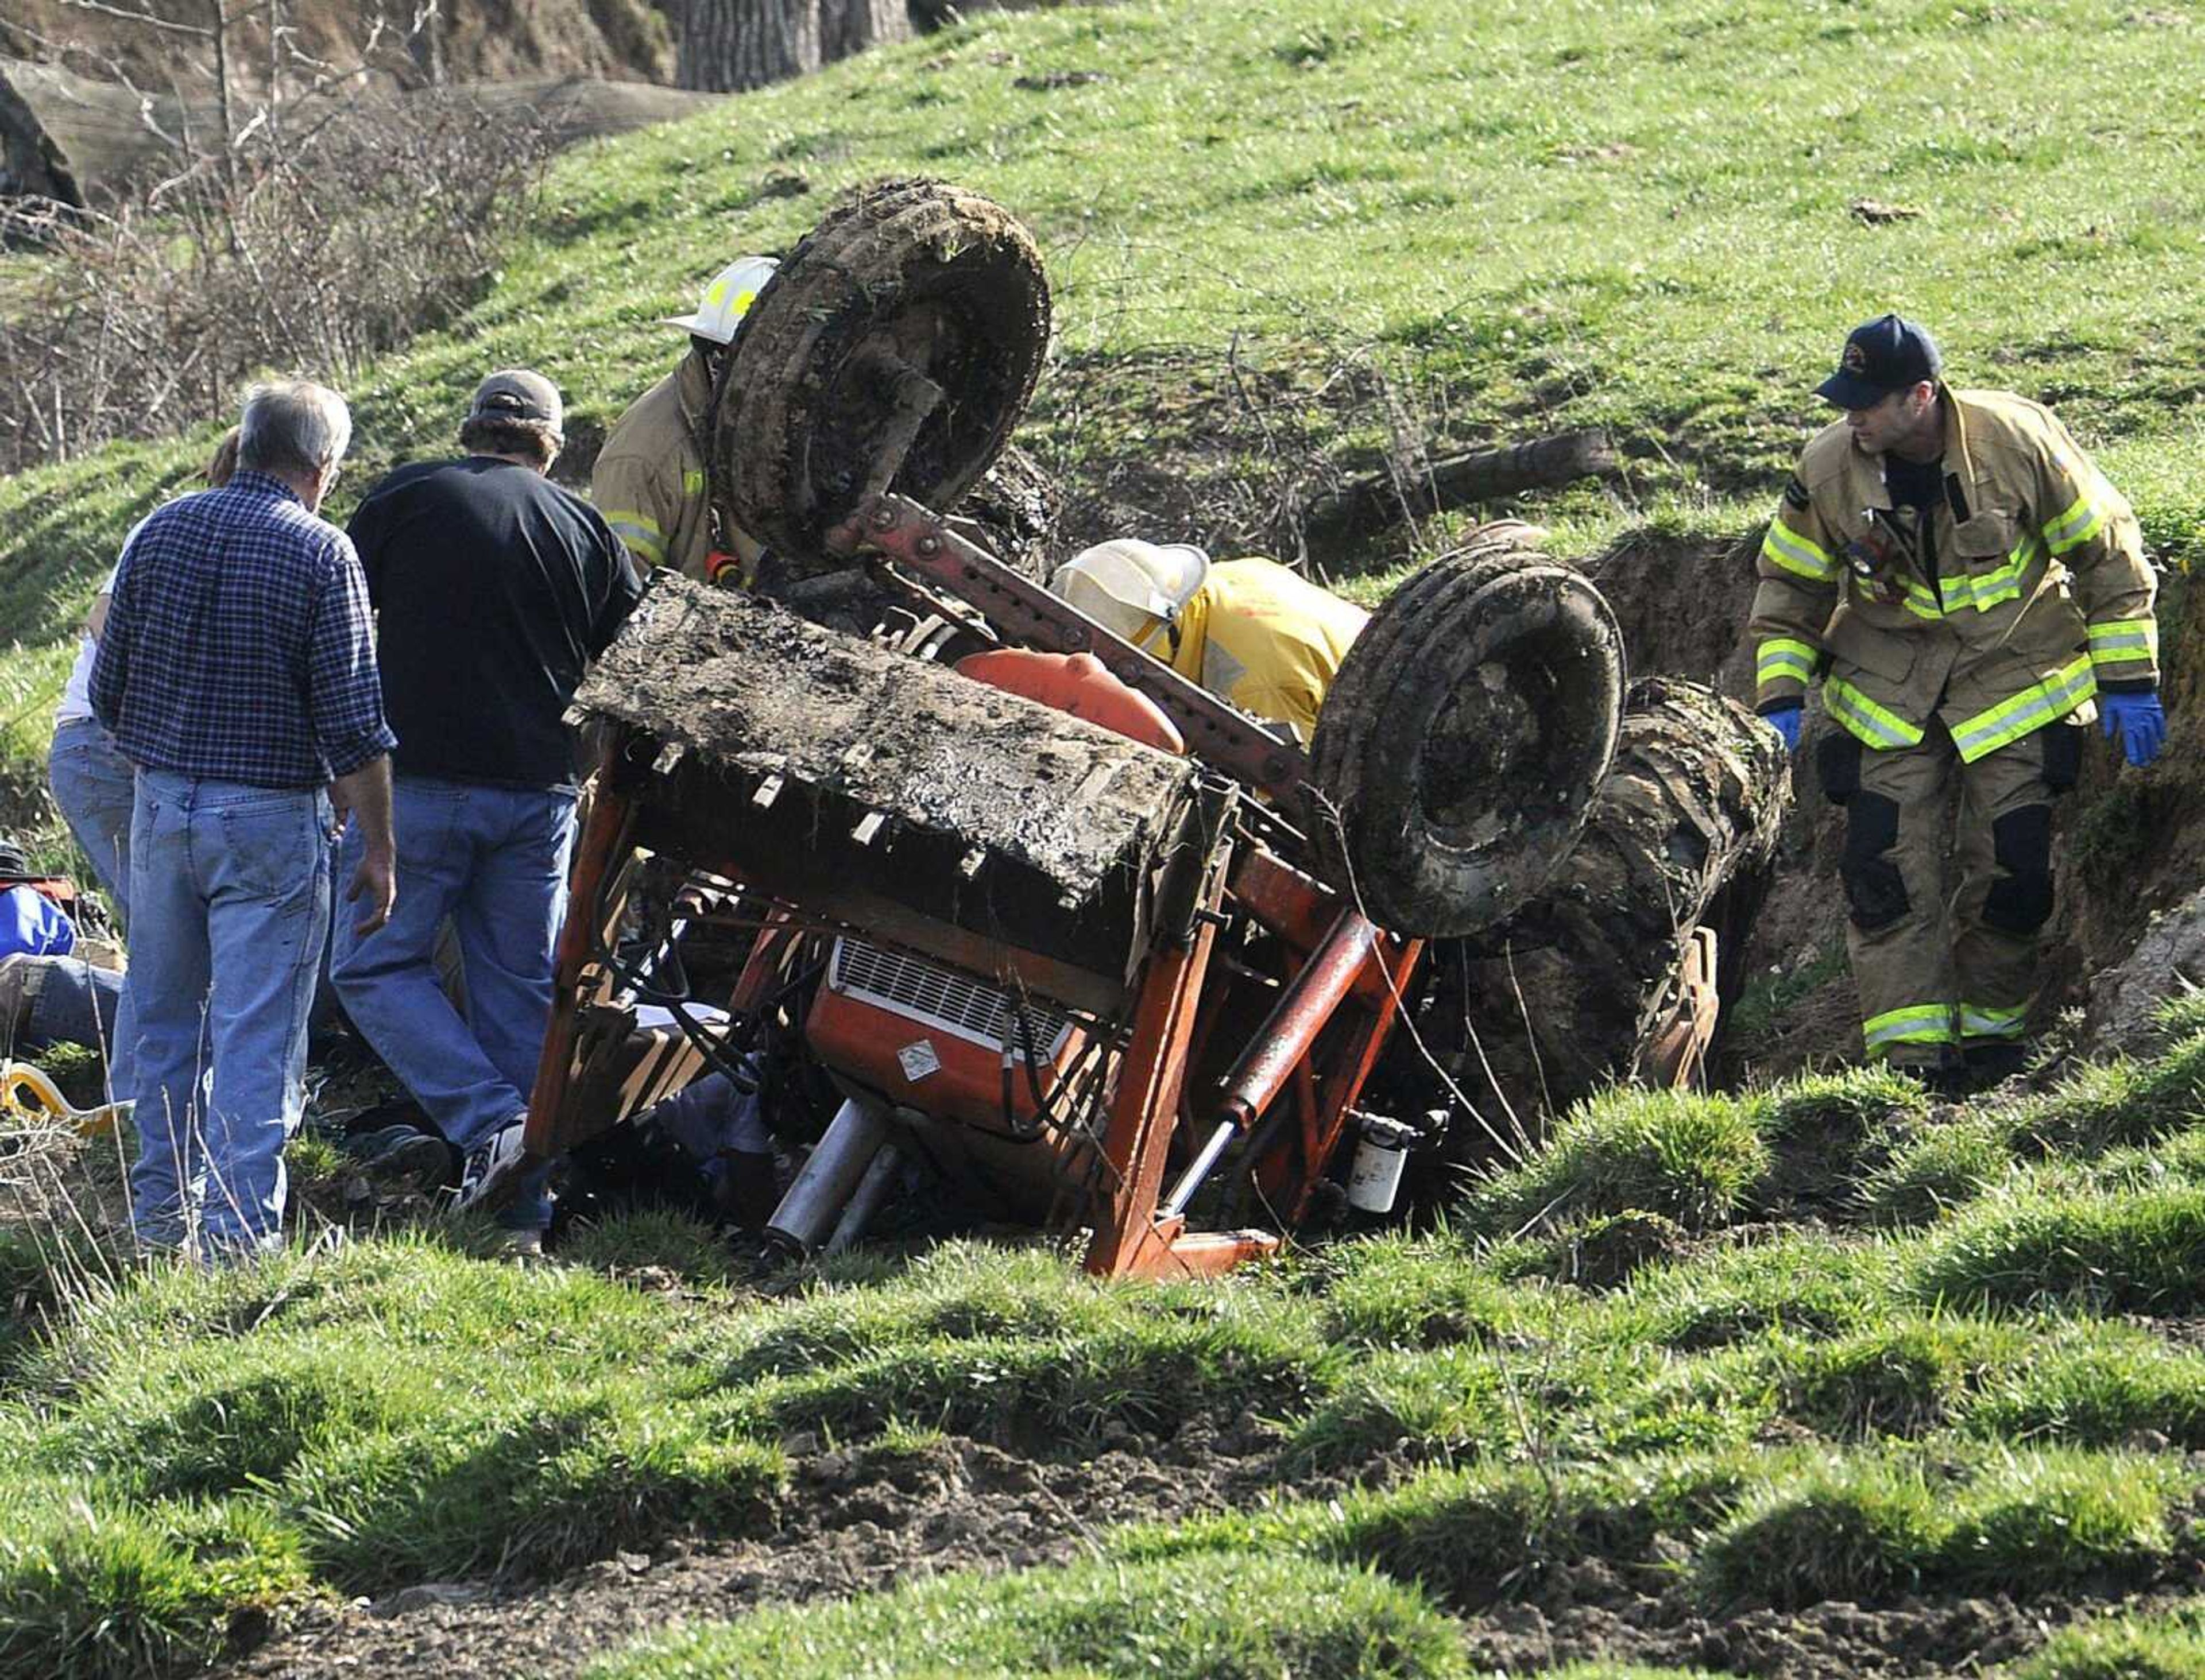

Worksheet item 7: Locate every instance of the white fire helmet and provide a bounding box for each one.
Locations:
[663,255,780,344]
[1049,538,1212,642]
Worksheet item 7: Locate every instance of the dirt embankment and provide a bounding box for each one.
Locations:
[210,1412,2090,1680]
[1581,528,2204,1074]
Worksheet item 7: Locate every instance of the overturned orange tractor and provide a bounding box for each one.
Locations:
[516,183,1630,1277]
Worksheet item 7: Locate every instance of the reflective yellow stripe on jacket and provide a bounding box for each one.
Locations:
[1949,655,2095,764]
[1762,522,1839,583]
[1933,532,2044,616]
[2087,618,2157,667]
[2043,490,2106,557]
[1755,637,1819,687]
[1825,676,1926,749]
[602,509,667,569]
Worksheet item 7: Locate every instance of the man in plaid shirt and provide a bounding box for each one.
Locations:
[92,381,398,1254]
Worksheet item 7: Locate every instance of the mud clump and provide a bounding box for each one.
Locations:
[574,573,1196,908]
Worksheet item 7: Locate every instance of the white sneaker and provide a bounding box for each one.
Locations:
[455,1118,531,1212]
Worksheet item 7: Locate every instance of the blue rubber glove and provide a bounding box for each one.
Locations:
[2100,690,2166,768]
[1761,702,1803,753]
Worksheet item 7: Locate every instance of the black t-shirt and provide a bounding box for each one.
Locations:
[1883,451,1945,582]
[1884,452,1944,520]
[346,458,643,789]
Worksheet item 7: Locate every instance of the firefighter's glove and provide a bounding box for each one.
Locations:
[1761,701,1803,753]
[2100,690,2166,768]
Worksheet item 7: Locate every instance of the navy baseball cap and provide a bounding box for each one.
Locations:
[1815,313,1942,409]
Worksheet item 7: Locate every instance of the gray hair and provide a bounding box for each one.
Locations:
[237,381,351,480]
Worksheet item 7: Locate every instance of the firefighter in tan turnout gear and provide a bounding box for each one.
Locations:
[1751,314,2165,1086]
[591,256,778,584]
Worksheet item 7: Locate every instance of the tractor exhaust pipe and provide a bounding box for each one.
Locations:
[765,1097,892,1256]
[823,1143,903,1255]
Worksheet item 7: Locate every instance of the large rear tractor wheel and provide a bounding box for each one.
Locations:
[1309,544,1626,937]
[719,177,1052,565]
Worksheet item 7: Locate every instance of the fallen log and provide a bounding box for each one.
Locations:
[1303,428,1616,548]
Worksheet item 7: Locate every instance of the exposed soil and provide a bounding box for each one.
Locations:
[1462,1579,2057,1680]
[205,1413,2133,1680]
[219,1425,1275,1680]
[2,0,675,96]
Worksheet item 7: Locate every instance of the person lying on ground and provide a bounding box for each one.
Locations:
[0,953,119,1060]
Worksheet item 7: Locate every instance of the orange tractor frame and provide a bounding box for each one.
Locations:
[519,494,1428,1280]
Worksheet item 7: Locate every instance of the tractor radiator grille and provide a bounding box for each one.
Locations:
[828,939,1073,1056]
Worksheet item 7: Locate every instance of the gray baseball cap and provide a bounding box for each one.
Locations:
[469,368,562,429]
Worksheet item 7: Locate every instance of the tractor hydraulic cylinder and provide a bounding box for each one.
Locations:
[1161,910,1382,1218]
[1215,910,1380,1133]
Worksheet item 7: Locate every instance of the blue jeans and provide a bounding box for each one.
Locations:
[48,717,136,920]
[17,955,124,1052]
[49,717,140,1099]
[126,773,331,1251]
[648,1067,774,1185]
[330,776,575,1232]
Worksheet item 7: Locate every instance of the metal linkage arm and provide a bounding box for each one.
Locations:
[825,491,1314,807]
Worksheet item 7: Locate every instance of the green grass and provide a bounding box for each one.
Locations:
[1466,1087,1773,1235]
[1120,1437,2184,1620]
[1912,1182,2205,1314]
[6,0,2205,807]
[1699,1446,2181,1610]
[0,1237,783,1677]
[1860,1110,2018,1227]
[1116,1449,1762,1611]
[1616,1229,1905,1349]
[2015,1605,2205,1679]
[1784,1314,2035,1439]
[12,1056,2205,1673]
[590,1551,1471,1679]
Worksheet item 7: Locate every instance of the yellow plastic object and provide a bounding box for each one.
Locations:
[1,1059,124,1136]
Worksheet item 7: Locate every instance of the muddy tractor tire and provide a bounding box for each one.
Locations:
[1308,543,1626,938]
[720,177,1052,563]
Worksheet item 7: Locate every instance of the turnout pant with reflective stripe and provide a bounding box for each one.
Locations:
[1825,718,2076,1066]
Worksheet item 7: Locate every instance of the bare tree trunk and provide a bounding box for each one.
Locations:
[678,0,822,92]
[207,0,239,204]
[821,0,911,60]
[1304,428,1617,550]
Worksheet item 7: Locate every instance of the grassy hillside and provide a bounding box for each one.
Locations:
[5,0,2204,789]
[15,1015,2205,1675]
[7,3,2205,1675]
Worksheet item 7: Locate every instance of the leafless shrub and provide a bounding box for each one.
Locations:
[0,86,554,471]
